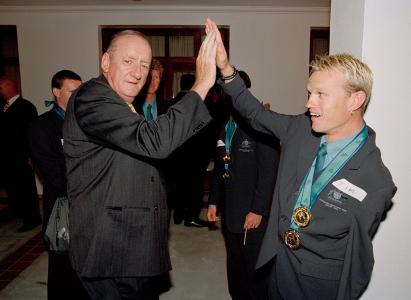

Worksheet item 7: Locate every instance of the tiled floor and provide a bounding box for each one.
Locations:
[0,213,44,293]
[0,208,230,300]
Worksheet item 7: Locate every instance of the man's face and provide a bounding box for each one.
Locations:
[147,69,161,95]
[306,69,356,141]
[101,35,152,103]
[0,79,12,100]
[53,79,82,111]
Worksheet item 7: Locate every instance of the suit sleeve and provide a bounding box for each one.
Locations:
[219,75,296,142]
[336,185,396,300]
[75,84,212,159]
[250,134,280,216]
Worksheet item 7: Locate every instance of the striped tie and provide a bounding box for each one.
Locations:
[314,143,327,174]
[146,104,154,121]
[3,102,9,112]
[127,103,137,114]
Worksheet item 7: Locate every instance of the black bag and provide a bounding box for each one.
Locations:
[44,196,70,253]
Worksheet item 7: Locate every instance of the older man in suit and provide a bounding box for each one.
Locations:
[206,19,396,300]
[63,28,217,299]
[0,76,41,232]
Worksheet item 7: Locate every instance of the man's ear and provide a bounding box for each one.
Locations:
[101,52,110,73]
[349,90,366,112]
[52,87,60,99]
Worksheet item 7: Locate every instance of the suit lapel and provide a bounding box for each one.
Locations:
[337,126,376,176]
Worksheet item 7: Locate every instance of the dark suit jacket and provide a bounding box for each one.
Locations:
[209,113,280,233]
[222,75,397,300]
[28,108,66,230]
[0,96,38,173]
[63,75,211,278]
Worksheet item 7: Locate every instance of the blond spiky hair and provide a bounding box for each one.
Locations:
[310,53,373,113]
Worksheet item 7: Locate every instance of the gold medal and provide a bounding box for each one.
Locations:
[292,206,312,228]
[223,154,231,163]
[222,170,231,180]
[283,229,301,250]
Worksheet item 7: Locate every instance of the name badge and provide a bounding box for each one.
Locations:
[61,139,64,146]
[332,179,367,202]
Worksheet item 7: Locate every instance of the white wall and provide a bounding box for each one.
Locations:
[331,0,411,299]
[0,5,329,115]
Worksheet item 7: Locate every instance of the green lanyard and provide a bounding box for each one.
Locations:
[290,126,368,231]
[224,116,237,173]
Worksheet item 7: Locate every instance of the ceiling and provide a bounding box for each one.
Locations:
[0,0,330,8]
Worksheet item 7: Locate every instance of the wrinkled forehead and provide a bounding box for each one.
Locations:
[110,35,152,59]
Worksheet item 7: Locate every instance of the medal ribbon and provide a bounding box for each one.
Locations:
[290,126,368,231]
[224,116,237,173]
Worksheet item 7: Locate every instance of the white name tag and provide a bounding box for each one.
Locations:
[61,138,64,146]
[332,178,367,202]
[216,139,225,147]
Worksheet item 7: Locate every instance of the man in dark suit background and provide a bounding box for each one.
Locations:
[28,70,89,300]
[168,73,211,227]
[63,29,218,299]
[208,19,396,300]
[207,71,280,300]
[0,76,41,232]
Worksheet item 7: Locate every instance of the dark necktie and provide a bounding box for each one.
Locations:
[146,104,153,120]
[314,143,327,174]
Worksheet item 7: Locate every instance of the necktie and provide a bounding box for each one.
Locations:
[3,101,9,112]
[314,143,327,174]
[127,103,137,114]
[146,104,154,121]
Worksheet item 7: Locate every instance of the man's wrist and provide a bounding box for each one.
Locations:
[220,64,234,77]
[220,66,237,82]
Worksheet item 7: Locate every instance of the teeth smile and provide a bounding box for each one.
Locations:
[310,112,321,117]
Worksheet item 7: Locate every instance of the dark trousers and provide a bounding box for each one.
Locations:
[267,258,283,300]
[5,164,41,226]
[48,252,90,300]
[171,165,207,222]
[223,227,269,300]
[80,275,168,300]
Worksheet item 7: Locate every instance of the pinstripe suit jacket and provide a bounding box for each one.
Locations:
[221,75,396,300]
[63,75,211,278]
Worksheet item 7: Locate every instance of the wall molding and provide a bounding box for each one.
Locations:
[0,5,329,14]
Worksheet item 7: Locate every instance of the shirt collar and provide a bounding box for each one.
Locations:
[7,94,20,106]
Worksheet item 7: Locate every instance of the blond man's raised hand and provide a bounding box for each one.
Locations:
[205,18,234,78]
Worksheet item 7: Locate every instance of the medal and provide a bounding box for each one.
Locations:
[283,229,301,250]
[292,206,312,228]
[222,170,231,180]
[223,154,231,163]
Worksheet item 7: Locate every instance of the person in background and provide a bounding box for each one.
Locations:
[63,28,217,299]
[170,73,195,105]
[208,70,280,300]
[133,59,170,119]
[0,76,41,232]
[207,18,396,299]
[168,73,211,227]
[28,70,89,300]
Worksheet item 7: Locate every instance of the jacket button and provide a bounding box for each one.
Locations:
[154,205,159,211]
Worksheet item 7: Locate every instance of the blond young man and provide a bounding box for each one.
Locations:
[206,18,396,300]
